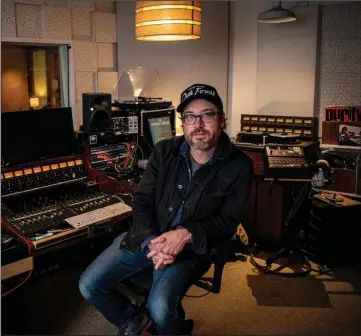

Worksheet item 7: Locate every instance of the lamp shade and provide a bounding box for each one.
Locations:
[258,1,296,24]
[29,97,39,108]
[135,1,201,41]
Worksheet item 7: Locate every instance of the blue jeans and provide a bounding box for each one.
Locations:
[79,233,210,335]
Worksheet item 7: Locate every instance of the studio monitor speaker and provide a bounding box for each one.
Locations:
[82,93,112,133]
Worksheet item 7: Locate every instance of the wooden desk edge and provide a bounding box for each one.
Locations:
[1,256,33,280]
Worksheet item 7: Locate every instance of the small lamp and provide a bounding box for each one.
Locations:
[30,97,39,109]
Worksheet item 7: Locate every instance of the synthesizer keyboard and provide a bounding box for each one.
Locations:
[65,202,132,229]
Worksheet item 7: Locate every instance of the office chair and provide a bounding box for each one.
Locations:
[114,238,231,335]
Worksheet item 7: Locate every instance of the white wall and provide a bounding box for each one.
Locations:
[116,1,229,133]
[256,5,320,117]
[228,1,321,137]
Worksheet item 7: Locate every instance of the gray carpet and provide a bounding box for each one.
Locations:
[4,254,361,335]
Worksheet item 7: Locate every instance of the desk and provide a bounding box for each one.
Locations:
[1,233,33,298]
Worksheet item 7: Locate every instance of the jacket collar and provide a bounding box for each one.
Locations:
[173,130,232,161]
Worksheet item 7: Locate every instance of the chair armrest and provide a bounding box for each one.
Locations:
[194,239,231,294]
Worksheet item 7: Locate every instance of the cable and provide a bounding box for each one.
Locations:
[141,135,155,153]
[115,142,137,173]
[185,279,212,298]
[115,192,134,201]
[134,141,145,160]
[355,151,360,194]
[185,291,210,298]
[1,224,34,297]
[113,195,124,203]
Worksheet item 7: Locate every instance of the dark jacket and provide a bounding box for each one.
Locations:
[120,131,253,255]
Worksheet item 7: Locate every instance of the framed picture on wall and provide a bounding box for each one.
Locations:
[338,124,361,146]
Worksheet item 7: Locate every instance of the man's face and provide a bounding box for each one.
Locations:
[181,99,224,151]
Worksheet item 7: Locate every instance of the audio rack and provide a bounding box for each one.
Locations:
[111,115,139,135]
[240,114,318,141]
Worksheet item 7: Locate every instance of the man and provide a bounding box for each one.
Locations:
[79,84,253,335]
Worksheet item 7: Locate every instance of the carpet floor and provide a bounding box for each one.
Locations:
[3,252,361,335]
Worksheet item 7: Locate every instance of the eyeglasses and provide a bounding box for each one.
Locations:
[181,112,220,125]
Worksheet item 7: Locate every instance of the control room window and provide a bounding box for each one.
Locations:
[1,43,69,112]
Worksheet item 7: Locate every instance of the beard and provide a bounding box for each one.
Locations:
[184,127,218,150]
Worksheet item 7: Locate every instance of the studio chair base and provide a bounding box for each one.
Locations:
[249,241,312,278]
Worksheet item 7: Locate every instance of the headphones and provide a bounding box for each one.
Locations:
[310,159,333,191]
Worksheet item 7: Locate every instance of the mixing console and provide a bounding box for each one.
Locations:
[4,192,130,238]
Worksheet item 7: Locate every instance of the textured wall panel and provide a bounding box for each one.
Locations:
[95,1,115,13]
[94,12,116,42]
[75,71,96,103]
[321,39,361,74]
[74,102,83,130]
[15,0,44,4]
[44,6,72,40]
[1,0,16,38]
[319,72,361,119]
[70,1,94,12]
[44,0,70,7]
[72,41,97,72]
[97,72,117,95]
[317,2,361,136]
[72,9,93,41]
[322,2,360,41]
[16,4,44,38]
[97,43,116,70]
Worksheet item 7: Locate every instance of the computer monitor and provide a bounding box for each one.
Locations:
[140,108,176,157]
[1,107,78,166]
[148,116,173,145]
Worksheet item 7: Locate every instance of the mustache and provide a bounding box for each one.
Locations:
[190,128,210,137]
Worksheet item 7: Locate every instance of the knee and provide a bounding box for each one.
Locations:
[147,294,174,327]
[79,272,96,302]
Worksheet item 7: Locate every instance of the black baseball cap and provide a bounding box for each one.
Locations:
[176,84,223,113]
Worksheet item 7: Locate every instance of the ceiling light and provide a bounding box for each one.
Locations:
[258,1,296,24]
[135,1,202,41]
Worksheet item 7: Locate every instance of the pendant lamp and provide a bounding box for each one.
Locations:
[135,1,202,41]
[258,1,296,24]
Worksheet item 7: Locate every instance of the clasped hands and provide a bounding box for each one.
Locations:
[147,229,191,270]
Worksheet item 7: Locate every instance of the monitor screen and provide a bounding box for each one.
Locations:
[140,108,176,158]
[1,107,78,166]
[148,116,173,145]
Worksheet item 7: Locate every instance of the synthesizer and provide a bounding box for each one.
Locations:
[264,145,311,179]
